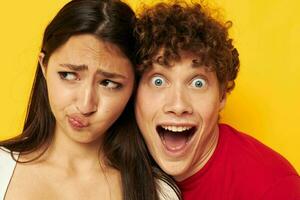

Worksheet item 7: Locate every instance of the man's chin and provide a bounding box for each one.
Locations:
[156,156,193,181]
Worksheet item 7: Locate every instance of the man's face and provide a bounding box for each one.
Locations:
[135,52,226,181]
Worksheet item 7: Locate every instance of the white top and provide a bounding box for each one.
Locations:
[0,148,178,200]
[158,180,179,200]
[0,148,17,200]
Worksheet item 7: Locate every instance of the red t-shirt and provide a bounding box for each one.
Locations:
[177,124,300,199]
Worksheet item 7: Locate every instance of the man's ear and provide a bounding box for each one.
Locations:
[219,91,227,111]
[39,52,46,78]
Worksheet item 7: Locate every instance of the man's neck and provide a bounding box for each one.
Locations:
[176,124,220,182]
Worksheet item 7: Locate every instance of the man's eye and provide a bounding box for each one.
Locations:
[151,76,166,87]
[100,79,121,89]
[191,78,206,88]
[58,72,77,81]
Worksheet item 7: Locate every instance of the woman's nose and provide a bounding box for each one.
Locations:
[76,85,98,116]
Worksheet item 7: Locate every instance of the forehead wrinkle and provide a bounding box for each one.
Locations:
[83,44,103,59]
[78,42,124,72]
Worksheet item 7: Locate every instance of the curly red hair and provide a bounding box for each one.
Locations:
[135,1,240,93]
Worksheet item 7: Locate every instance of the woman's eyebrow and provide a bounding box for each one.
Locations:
[96,69,127,79]
[59,63,88,71]
[59,63,127,79]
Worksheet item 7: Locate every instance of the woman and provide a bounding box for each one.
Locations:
[0,0,179,199]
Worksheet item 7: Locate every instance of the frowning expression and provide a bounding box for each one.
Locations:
[42,34,134,145]
[135,51,225,181]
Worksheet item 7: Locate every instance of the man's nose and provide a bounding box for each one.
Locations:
[162,86,193,116]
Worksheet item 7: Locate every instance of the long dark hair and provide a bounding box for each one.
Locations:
[0,0,179,199]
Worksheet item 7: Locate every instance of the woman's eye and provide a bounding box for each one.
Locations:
[100,79,121,89]
[58,72,77,81]
[191,78,206,88]
[151,76,166,87]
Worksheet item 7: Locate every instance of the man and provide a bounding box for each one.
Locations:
[134,2,300,199]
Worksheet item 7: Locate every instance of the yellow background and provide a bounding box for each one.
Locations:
[0,0,299,172]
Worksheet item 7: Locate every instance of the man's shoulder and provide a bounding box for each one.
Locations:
[260,174,300,199]
[219,123,297,175]
[218,124,300,198]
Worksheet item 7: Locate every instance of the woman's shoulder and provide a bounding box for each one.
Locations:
[157,179,180,200]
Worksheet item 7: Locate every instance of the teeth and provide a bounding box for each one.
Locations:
[161,125,193,133]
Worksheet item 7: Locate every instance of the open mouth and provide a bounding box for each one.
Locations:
[156,125,197,152]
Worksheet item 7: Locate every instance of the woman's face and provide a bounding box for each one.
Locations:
[41,34,134,145]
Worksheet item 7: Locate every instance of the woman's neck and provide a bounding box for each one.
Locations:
[34,126,108,174]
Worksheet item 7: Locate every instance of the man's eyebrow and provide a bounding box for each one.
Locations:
[191,58,205,68]
[59,63,88,71]
[152,58,205,69]
[152,56,170,68]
